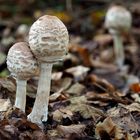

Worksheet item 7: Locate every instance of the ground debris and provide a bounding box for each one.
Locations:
[0,108,47,140]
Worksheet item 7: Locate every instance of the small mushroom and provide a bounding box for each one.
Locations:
[105,5,132,68]
[28,15,69,125]
[6,42,38,112]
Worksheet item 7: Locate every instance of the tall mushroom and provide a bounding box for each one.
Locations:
[28,15,69,125]
[6,42,38,112]
[105,5,132,68]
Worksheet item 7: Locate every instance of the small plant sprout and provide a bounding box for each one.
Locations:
[6,42,38,112]
[105,5,132,68]
[28,15,69,125]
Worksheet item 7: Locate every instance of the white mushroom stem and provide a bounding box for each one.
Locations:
[111,30,124,68]
[28,62,53,125]
[15,79,27,112]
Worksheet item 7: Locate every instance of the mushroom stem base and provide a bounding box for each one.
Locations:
[28,63,53,125]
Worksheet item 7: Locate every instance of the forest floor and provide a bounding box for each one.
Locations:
[0,1,140,140]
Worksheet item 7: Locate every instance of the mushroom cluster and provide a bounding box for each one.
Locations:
[105,5,132,68]
[6,15,69,126]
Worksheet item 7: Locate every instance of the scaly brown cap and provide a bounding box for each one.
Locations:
[7,42,38,80]
[28,15,69,63]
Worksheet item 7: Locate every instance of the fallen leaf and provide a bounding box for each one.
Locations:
[52,77,72,92]
[61,78,73,90]
[66,82,85,95]
[0,125,19,139]
[94,34,112,46]
[131,94,140,103]
[100,48,114,63]
[52,72,63,81]
[95,117,124,140]
[88,74,115,92]
[19,131,32,140]
[107,103,140,138]
[66,65,89,81]
[68,103,105,120]
[70,96,87,104]
[91,60,117,71]
[0,77,16,93]
[47,129,59,138]
[32,130,48,140]
[67,96,105,120]
[130,83,140,93]
[0,99,11,112]
[76,47,92,67]
[52,108,73,122]
[57,124,86,136]
[49,89,66,102]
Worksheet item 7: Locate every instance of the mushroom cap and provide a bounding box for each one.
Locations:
[28,15,69,63]
[7,42,38,80]
[105,5,132,33]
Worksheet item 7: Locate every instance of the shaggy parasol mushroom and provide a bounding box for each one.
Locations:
[28,15,69,125]
[105,5,132,68]
[6,42,38,112]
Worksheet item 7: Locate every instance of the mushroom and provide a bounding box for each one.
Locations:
[6,42,38,112]
[105,5,132,68]
[28,15,69,125]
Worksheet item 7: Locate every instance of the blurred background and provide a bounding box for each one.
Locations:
[0,0,140,81]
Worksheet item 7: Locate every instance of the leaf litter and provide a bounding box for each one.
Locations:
[0,1,140,140]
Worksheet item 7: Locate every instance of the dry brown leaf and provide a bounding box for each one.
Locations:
[130,83,140,93]
[77,47,92,67]
[88,74,115,91]
[64,53,80,65]
[94,34,112,46]
[69,36,82,44]
[57,124,86,136]
[0,78,16,93]
[0,99,11,112]
[91,60,117,71]
[19,131,32,140]
[65,65,89,81]
[61,78,73,90]
[68,43,92,66]
[107,103,140,138]
[86,91,113,106]
[52,77,72,92]
[67,96,105,120]
[49,89,64,102]
[70,96,87,104]
[96,117,125,140]
[66,82,85,95]
[131,94,140,103]
[124,103,140,112]
[0,124,19,139]
[52,72,63,81]
[32,130,48,140]
[68,103,105,120]
[52,110,64,122]
[52,108,73,122]
[125,133,136,140]
[100,48,114,63]
[47,129,60,138]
